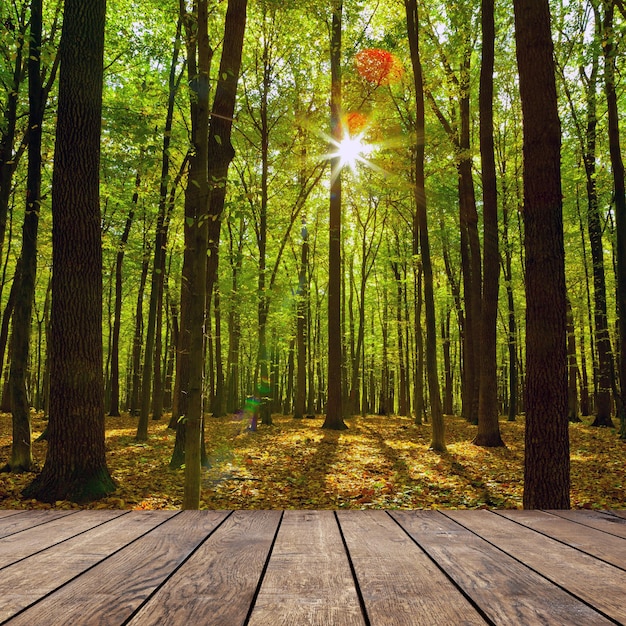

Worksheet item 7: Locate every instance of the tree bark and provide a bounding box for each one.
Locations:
[514,0,570,509]
[474,0,504,447]
[323,0,347,431]
[6,0,44,473]
[405,0,445,451]
[601,0,626,438]
[23,0,115,503]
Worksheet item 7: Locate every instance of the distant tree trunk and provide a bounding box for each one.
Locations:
[514,0,570,509]
[6,0,44,473]
[0,260,20,404]
[458,51,482,426]
[566,298,581,422]
[501,174,518,422]
[322,0,347,431]
[405,0,445,451]
[441,310,453,415]
[294,221,309,419]
[137,19,183,439]
[0,6,27,265]
[212,286,225,417]
[581,6,614,428]
[579,311,591,416]
[109,174,137,417]
[474,0,504,447]
[22,0,115,503]
[130,248,149,415]
[226,220,243,413]
[413,260,425,424]
[601,0,626,438]
[392,261,408,417]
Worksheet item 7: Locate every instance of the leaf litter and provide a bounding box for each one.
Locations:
[0,412,624,510]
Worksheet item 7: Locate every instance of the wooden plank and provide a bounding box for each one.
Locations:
[392,510,612,626]
[547,510,626,539]
[496,509,626,568]
[5,510,230,626]
[608,510,626,520]
[0,511,23,520]
[0,510,75,539]
[446,509,626,624]
[0,510,175,622]
[337,510,486,625]
[247,510,365,626]
[0,509,124,568]
[128,510,281,626]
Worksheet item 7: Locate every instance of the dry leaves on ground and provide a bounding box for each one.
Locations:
[0,411,624,510]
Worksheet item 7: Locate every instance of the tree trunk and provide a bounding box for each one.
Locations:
[601,0,626,438]
[6,0,44,473]
[405,0,445,451]
[514,0,570,509]
[294,222,309,419]
[322,0,347,431]
[0,6,27,266]
[566,298,581,422]
[413,259,425,424]
[109,173,137,417]
[130,248,149,415]
[474,0,504,447]
[137,19,183,439]
[22,0,115,503]
[582,9,614,428]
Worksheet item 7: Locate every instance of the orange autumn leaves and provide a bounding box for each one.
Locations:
[354,48,404,87]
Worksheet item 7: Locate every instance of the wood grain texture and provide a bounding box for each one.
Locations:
[0,510,174,621]
[495,509,626,567]
[1,509,624,625]
[0,510,123,568]
[446,509,626,623]
[392,510,612,625]
[546,509,626,539]
[247,510,365,626]
[4,510,229,626]
[338,510,485,625]
[0,509,75,539]
[128,510,281,626]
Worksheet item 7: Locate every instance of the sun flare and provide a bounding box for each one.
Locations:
[335,133,373,172]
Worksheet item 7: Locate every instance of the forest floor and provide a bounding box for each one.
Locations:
[0,411,624,510]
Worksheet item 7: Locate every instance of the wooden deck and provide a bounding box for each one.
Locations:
[0,509,625,625]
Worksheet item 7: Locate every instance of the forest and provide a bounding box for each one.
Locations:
[0,0,625,511]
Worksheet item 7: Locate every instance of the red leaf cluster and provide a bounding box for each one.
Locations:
[354,48,404,86]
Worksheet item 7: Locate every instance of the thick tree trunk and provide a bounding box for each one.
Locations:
[23,0,115,503]
[514,0,570,509]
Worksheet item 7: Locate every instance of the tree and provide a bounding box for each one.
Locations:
[405,0,445,452]
[322,0,347,431]
[514,0,570,509]
[5,0,44,472]
[23,0,115,502]
[474,0,504,447]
